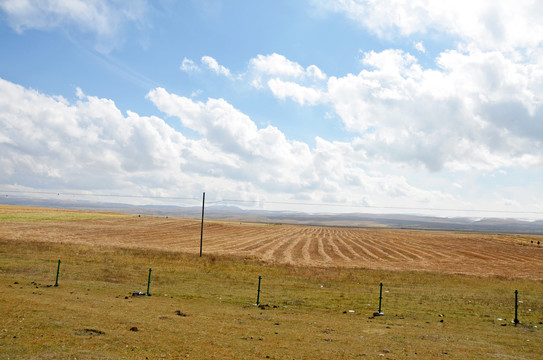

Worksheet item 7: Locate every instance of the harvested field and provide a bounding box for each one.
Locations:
[2,206,543,359]
[1,206,542,279]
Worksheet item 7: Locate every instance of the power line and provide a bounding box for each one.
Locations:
[2,189,543,216]
[1,190,199,202]
[207,198,543,215]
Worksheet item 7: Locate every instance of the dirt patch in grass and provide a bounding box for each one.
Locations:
[74,328,105,336]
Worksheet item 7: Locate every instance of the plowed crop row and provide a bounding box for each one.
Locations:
[1,215,542,279]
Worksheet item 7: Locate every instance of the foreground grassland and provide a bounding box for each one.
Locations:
[0,206,542,359]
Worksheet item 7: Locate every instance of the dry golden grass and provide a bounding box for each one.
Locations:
[1,206,543,359]
[0,204,129,222]
[0,239,542,359]
[1,204,542,280]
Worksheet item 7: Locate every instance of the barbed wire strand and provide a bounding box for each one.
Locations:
[2,189,543,215]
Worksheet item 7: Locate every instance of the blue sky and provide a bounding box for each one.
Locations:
[1,0,543,219]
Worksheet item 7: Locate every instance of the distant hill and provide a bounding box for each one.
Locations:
[2,196,543,235]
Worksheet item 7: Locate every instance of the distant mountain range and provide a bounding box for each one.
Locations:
[3,196,543,235]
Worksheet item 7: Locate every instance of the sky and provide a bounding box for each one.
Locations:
[1,0,543,219]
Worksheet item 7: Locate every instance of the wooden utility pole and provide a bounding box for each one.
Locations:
[200,192,205,257]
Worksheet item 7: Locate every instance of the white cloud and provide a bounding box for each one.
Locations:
[180,49,543,174]
[180,53,328,103]
[327,48,543,171]
[0,78,188,190]
[246,53,328,104]
[6,76,456,208]
[180,56,232,77]
[201,56,232,77]
[0,0,148,52]
[249,53,327,80]
[180,57,200,72]
[236,47,543,172]
[306,65,327,81]
[190,89,203,98]
[414,41,425,53]
[310,0,543,52]
[249,53,306,78]
[361,49,419,79]
[146,87,311,167]
[2,77,541,216]
[267,78,325,106]
[248,53,327,88]
[143,87,489,209]
[179,48,543,174]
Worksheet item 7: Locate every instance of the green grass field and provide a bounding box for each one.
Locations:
[0,207,542,359]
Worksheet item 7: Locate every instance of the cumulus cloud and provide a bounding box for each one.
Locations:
[180,53,328,105]
[329,48,543,171]
[233,46,543,172]
[0,78,188,191]
[177,45,543,174]
[3,2,542,217]
[143,87,477,208]
[180,57,200,72]
[267,78,325,106]
[0,76,452,206]
[0,77,316,198]
[249,53,326,80]
[180,56,232,77]
[201,56,232,77]
[310,0,543,51]
[0,0,148,52]
[2,76,540,215]
[297,1,543,172]
[177,47,543,173]
[249,53,306,78]
[248,53,325,89]
[146,87,311,167]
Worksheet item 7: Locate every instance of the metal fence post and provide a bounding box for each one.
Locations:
[54,259,61,287]
[256,276,262,306]
[146,268,152,296]
[378,282,383,314]
[514,289,519,325]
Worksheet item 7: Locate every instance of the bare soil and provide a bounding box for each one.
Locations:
[2,213,542,280]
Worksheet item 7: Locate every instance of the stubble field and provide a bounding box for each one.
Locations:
[1,205,542,359]
[1,205,542,279]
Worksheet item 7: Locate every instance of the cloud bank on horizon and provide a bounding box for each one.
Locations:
[0,0,542,218]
